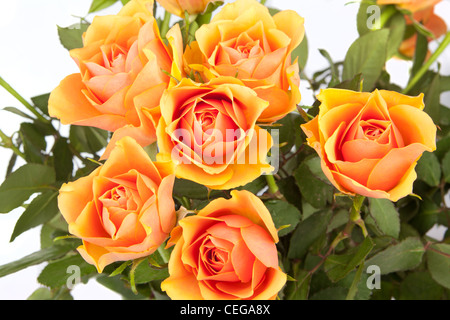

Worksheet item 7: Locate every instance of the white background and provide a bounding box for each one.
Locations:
[0,0,449,300]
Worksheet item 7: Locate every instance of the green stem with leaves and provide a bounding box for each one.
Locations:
[160,10,171,40]
[0,76,49,123]
[403,31,450,94]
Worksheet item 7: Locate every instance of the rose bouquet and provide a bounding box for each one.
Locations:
[0,0,449,301]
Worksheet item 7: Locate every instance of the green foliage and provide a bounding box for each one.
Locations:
[0,0,448,301]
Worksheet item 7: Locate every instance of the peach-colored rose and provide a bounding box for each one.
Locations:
[154,76,274,190]
[48,0,184,158]
[161,190,286,300]
[57,136,176,272]
[184,0,304,123]
[156,0,221,17]
[301,88,437,202]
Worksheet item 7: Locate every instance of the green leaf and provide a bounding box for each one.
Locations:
[69,125,108,154]
[399,272,444,300]
[88,0,119,13]
[292,33,308,70]
[20,122,47,163]
[416,151,441,187]
[423,72,441,123]
[10,191,59,242]
[324,236,374,282]
[386,13,406,59]
[0,163,56,213]
[173,178,222,200]
[31,93,50,116]
[356,1,372,36]
[0,244,76,278]
[368,198,400,238]
[2,107,34,120]
[343,28,389,91]
[133,260,169,284]
[53,138,74,181]
[426,243,450,289]
[411,32,428,78]
[57,23,89,51]
[37,254,97,289]
[288,209,333,259]
[442,151,450,183]
[365,237,425,275]
[27,287,53,300]
[264,199,301,237]
[294,156,334,209]
[96,274,146,300]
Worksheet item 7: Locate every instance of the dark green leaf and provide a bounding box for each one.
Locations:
[365,237,425,275]
[368,198,400,238]
[19,122,46,163]
[343,28,389,91]
[399,272,444,300]
[288,209,332,259]
[411,32,428,78]
[37,254,96,289]
[426,243,450,289]
[416,151,441,187]
[0,164,56,213]
[264,199,301,237]
[31,93,50,116]
[324,236,374,282]
[294,156,334,209]
[53,138,74,181]
[10,191,59,242]
[69,125,108,154]
[423,72,441,123]
[442,151,450,183]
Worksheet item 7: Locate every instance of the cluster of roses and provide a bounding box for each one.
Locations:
[48,0,438,300]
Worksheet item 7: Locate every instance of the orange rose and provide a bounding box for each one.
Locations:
[185,0,304,123]
[156,0,221,17]
[57,136,176,272]
[377,0,441,13]
[377,0,447,59]
[301,89,437,202]
[48,0,184,158]
[154,76,274,190]
[161,190,286,300]
[399,7,447,58]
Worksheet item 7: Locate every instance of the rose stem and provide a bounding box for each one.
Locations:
[403,31,450,94]
[0,76,49,123]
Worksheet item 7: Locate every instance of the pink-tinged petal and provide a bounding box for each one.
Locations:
[389,104,437,149]
[367,143,428,191]
[241,224,278,268]
[231,239,256,283]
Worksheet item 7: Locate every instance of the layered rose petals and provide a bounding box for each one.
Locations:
[49,0,184,159]
[57,136,176,272]
[185,0,304,122]
[161,190,286,300]
[154,76,274,190]
[301,88,437,202]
